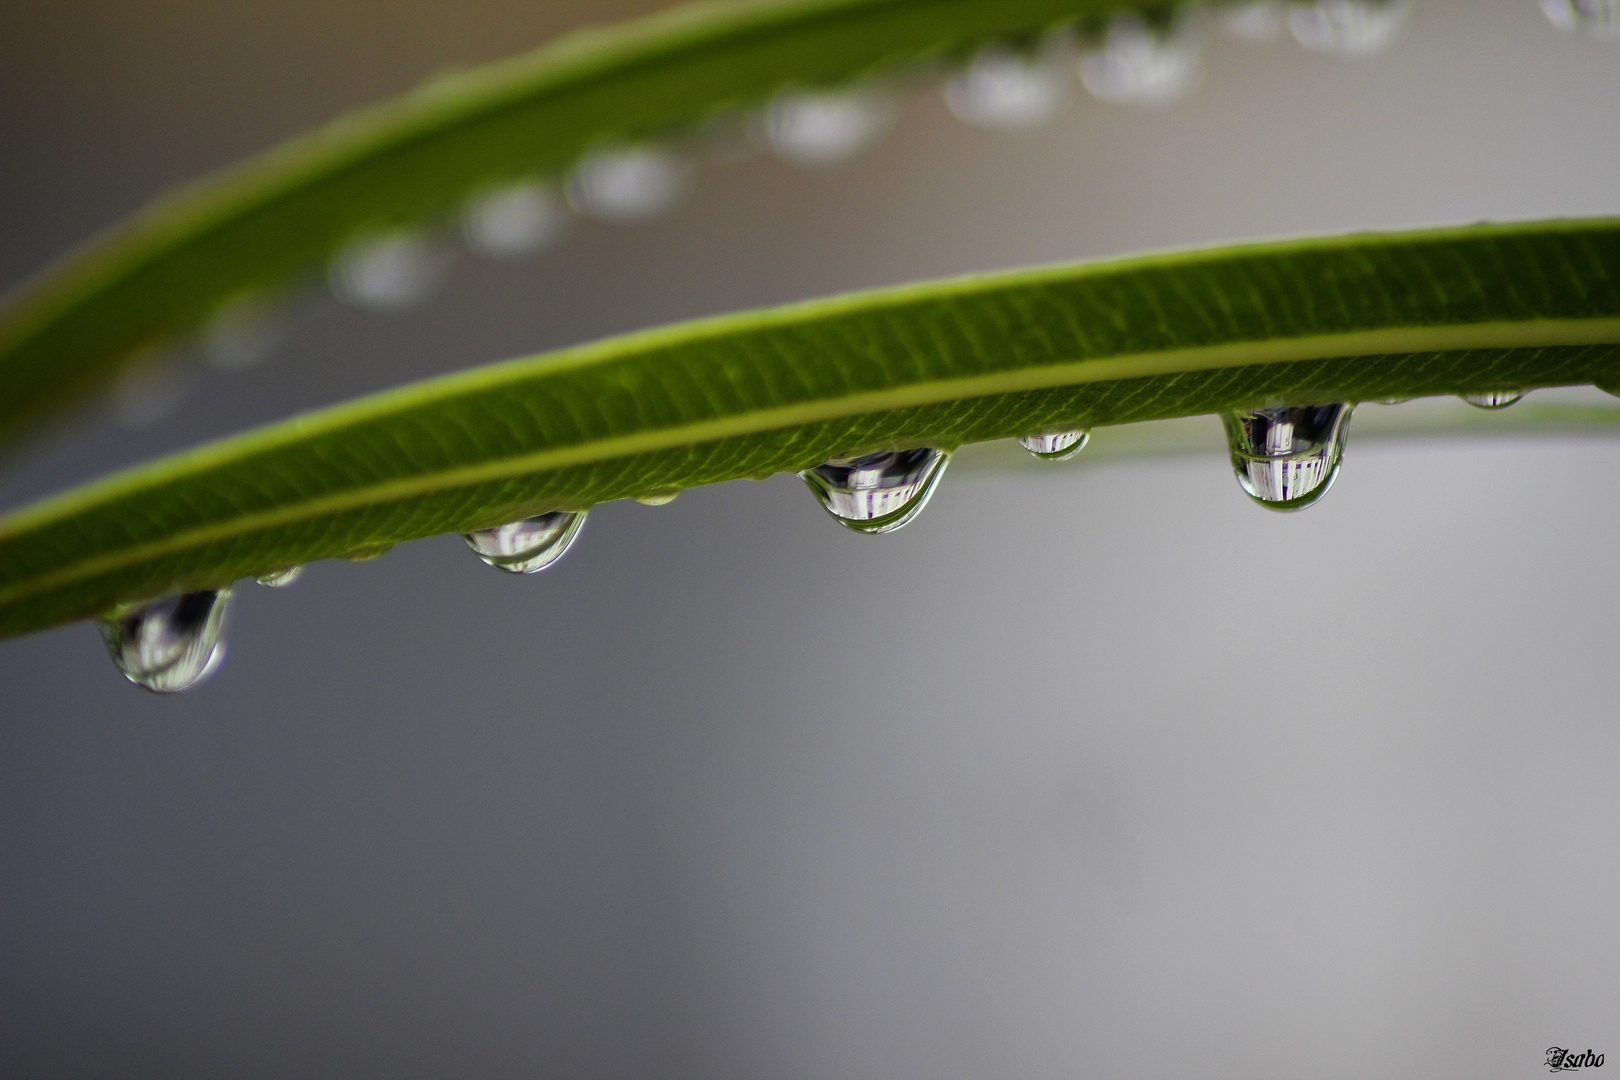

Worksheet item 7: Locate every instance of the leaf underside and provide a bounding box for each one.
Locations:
[1,220,1617,641]
[0,0,1182,446]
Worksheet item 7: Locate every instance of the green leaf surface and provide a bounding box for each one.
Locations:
[0,0,1180,446]
[2,219,1618,640]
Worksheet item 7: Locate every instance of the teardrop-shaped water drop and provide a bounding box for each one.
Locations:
[461,511,586,574]
[1078,14,1200,106]
[1222,403,1353,511]
[1461,390,1525,410]
[1018,430,1090,461]
[800,447,949,534]
[567,144,690,222]
[1288,0,1409,57]
[764,88,894,166]
[99,588,232,693]
[256,566,303,587]
[945,45,1064,130]
[1540,0,1620,39]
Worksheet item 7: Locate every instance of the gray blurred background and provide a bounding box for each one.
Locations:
[2,1,1618,1076]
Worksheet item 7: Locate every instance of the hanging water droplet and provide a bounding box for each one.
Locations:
[1288,0,1409,57]
[635,491,680,506]
[99,588,232,693]
[1540,0,1620,39]
[462,180,568,257]
[112,350,188,429]
[1078,14,1200,106]
[1221,1,1286,41]
[461,511,586,574]
[1222,403,1353,511]
[1018,430,1090,460]
[944,45,1065,130]
[800,447,949,534]
[256,566,304,587]
[1461,390,1525,409]
[764,88,894,165]
[567,144,690,222]
[330,230,446,309]
[202,294,281,371]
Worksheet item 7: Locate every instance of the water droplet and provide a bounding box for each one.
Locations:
[1288,0,1409,57]
[945,45,1064,130]
[1221,1,1286,41]
[1222,403,1353,511]
[1373,396,1410,405]
[99,588,232,693]
[764,88,894,165]
[800,447,949,534]
[635,491,680,506]
[330,230,446,309]
[461,511,586,574]
[1078,14,1200,105]
[202,294,281,371]
[1541,0,1620,38]
[1461,390,1525,409]
[113,350,188,428]
[342,543,395,562]
[1018,430,1090,460]
[462,180,568,257]
[256,566,304,587]
[567,145,690,221]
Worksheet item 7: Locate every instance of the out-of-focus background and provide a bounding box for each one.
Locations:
[2,2,1618,1077]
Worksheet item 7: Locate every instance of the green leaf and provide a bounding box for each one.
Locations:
[0,0,1181,446]
[2,219,1618,640]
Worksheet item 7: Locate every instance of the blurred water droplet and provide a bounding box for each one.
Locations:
[1078,14,1200,105]
[800,447,949,534]
[113,350,188,428]
[99,588,232,693]
[635,491,680,506]
[463,180,568,257]
[1288,0,1409,56]
[1462,390,1525,409]
[568,145,690,221]
[256,566,303,587]
[764,88,894,165]
[1019,430,1090,460]
[1222,403,1353,511]
[203,295,281,371]
[1374,396,1410,405]
[945,45,1064,130]
[461,511,586,574]
[1541,0,1620,37]
[331,231,446,309]
[1221,1,1286,40]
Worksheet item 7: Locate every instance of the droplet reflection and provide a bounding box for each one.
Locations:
[1222,403,1353,511]
[463,180,568,257]
[330,231,445,310]
[461,511,586,574]
[1540,0,1620,39]
[1288,0,1410,57]
[568,145,689,221]
[99,588,232,693]
[800,447,949,534]
[1462,390,1525,410]
[764,88,893,165]
[1018,430,1090,461]
[256,566,304,587]
[1078,14,1200,106]
[945,45,1064,130]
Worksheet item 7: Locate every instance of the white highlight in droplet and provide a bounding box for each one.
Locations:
[567,145,690,222]
[763,88,894,166]
[1288,0,1410,57]
[945,45,1065,130]
[330,230,446,310]
[462,180,568,257]
[1078,14,1200,106]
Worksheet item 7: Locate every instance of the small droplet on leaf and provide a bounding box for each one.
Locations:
[945,45,1064,130]
[1078,14,1200,106]
[256,566,304,588]
[800,447,949,534]
[568,145,690,222]
[1461,390,1525,410]
[1288,0,1409,57]
[1221,1,1286,41]
[461,511,586,574]
[635,491,680,506]
[330,230,446,309]
[1222,403,1353,511]
[463,180,568,257]
[99,588,232,693]
[342,543,395,562]
[1018,430,1090,460]
[764,88,894,165]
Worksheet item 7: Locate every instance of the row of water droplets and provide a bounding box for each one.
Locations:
[109,0,1462,426]
[103,384,1552,694]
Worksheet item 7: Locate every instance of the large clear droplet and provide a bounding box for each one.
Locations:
[1288,0,1409,57]
[461,511,586,574]
[944,45,1064,130]
[1461,390,1525,410]
[463,180,568,257]
[764,88,894,166]
[1078,14,1200,106]
[330,230,446,309]
[1222,403,1353,511]
[567,145,689,222]
[1221,1,1286,41]
[256,566,303,587]
[1541,0,1620,39]
[800,448,949,534]
[99,588,232,693]
[1018,430,1090,461]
